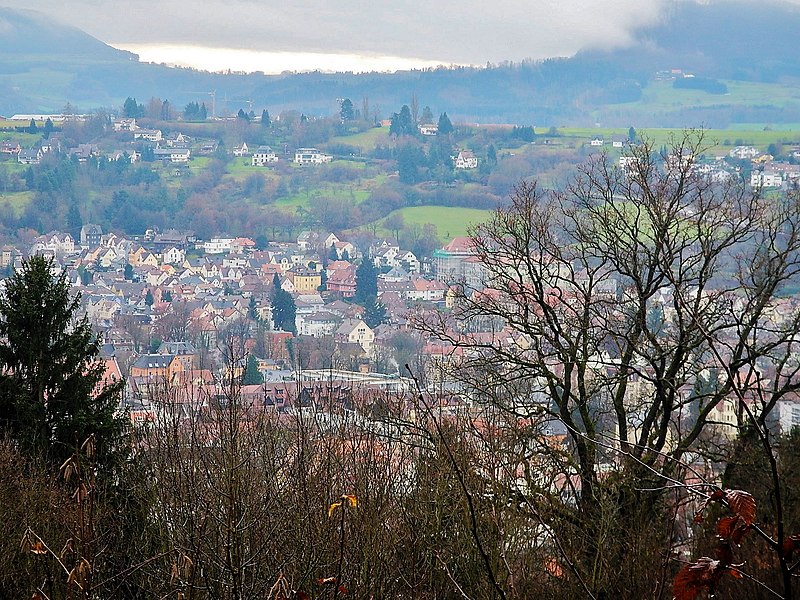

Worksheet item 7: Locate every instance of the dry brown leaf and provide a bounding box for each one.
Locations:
[725,490,756,526]
[673,557,724,600]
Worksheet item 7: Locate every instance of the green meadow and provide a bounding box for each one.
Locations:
[378,206,493,240]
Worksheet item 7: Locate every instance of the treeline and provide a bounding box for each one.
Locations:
[673,76,728,94]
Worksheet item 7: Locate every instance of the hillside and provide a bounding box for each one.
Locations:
[3,2,800,125]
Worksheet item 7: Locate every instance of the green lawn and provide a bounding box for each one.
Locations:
[376,206,493,240]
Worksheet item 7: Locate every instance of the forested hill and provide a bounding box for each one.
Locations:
[3,1,800,124]
[579,0,800,82]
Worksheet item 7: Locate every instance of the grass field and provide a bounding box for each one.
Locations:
[376,206,493,239]
[556,126,800,154]
[0,191,34,215]
[328,126,390,151]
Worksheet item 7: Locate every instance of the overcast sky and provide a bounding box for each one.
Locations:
[1,0,788,72]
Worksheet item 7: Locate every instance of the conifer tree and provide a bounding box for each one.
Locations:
[271,288,297,334]
[0,256,126,469]
[355,258,378,304]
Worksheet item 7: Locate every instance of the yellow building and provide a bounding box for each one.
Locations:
[289,269,322,293]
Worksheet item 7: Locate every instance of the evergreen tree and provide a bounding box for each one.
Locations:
[628,126,637,143]
[248,296,258,321]
[124,263,133,281]
[145,289,154,306]
[123,96,143,118]
[355,258,378,304]
[271,288,297,334]
[487,144,498,165]
[78,266,92,286]
[363,296,387,328]
[437,112,453,135]
[66,202,82,240]
[242,354,263,385]
[390,105,414,136]
[43,118,54,138]
[421,105,434,124]
[163,290,173,302]
[261,109,271,126]
[340,98,355,122]
[0,256,126,468]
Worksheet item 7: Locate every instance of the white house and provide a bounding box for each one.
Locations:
[590,137,604,147]
[133,129,163,142]
[294,148,332,164]
[162,246,186,265]
[113,118,137,132]
[298,311,341,337]
[619,156,639,171]
[252,146,278,166]
[204,238,234,254]
[31,232,76,256]
[406,277,448,302]
[729,146,761,160]
[154,147,191,163]
[419,124,438,136]
[233,142,250,157]
[453,150,478,169]
[751,170,783,188]
[18,148,43,164]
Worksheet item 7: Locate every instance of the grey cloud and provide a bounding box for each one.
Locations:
[1,0,765,63]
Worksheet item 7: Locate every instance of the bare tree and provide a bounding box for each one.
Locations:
[413,132,800,597]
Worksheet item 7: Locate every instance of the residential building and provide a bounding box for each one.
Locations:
[154,147,191,163]
[294,148,332,164]
[335,318,375,352]
[80,224,103,248]
[113,118,137,132]
[289,268,322,294]
[434,237,477,282]
[18,148,42,164]
[233,142,250,157]
[453,150,478,169]
[252,145,278,166]
[133,129,163,142]
[204,238,233,254]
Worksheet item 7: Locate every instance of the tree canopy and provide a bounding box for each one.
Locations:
[0,256,126,468]
[271,288,297,334]
[390,105,415,137]
[355,257,378,304]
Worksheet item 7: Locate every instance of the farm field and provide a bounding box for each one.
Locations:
[556,126,800,154]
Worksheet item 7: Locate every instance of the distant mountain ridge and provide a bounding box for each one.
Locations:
[0,7,135,60]
[2,2,800,125]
